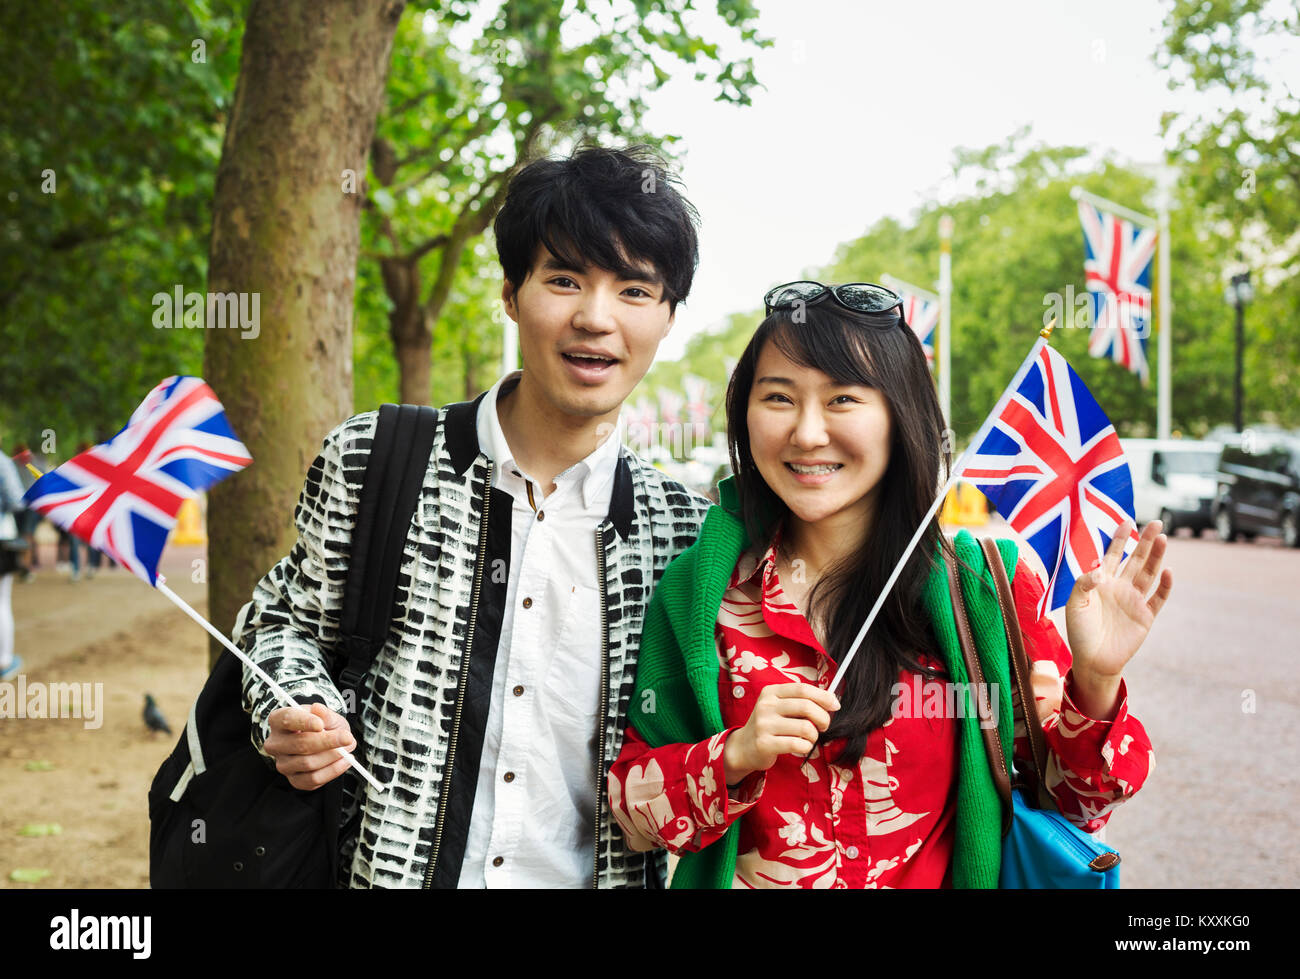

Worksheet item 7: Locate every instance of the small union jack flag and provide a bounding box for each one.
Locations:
[620,396,655,448]
[959,342,1139,617]
[1079,199,1156,383]
[657,388,684,428]
[900,291,938,369]
[633,396,657,433]
[22,376,251,586]
[683,374,713,440]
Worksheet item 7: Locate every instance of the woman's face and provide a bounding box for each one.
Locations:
[746,339,892,531]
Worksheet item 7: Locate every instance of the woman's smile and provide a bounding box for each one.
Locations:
[783,460,844,484]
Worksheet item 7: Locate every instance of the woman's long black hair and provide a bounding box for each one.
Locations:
[724,298,952,766]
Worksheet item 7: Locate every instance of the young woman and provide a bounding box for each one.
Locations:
[608,281,1172,888]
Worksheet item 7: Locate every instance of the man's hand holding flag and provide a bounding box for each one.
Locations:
[22,375,386,794]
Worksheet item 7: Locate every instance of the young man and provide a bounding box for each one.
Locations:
[233,145,711,888]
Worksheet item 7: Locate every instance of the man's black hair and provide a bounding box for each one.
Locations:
[494,144,700,313]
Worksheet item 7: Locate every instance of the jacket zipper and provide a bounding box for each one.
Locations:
[423,460,494,888]
[591,526,610,889]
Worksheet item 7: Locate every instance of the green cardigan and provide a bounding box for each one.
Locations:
[628,477,1019,888]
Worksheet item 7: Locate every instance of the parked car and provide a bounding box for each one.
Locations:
[1121,438,1223,536]
[1213,437,1300,547]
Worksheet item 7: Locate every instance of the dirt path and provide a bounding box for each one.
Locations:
[1,544,210,888]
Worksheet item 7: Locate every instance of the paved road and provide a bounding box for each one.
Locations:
[1074,530,1299,888]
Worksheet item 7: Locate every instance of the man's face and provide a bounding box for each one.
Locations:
[503,246,675,421]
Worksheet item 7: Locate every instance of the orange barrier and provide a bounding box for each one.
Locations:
[170,497,206,546]
[940,481,989,526]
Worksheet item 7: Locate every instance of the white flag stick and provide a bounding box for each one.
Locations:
[155,575,387,795]
[27,456,386,794]
[826,332,1050,694]
[825,471,958,694]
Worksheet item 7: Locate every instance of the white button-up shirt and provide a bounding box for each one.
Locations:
[457,371,622,888]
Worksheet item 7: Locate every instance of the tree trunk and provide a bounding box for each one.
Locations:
[463,336,477,401]
[204,0,406,667]
[395,313,433,404]
[382,254,432,405]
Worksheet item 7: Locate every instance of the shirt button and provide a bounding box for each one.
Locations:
[492,856,504,868]
[513,685,525,697]
[537,510,545,521]
[846,845,860,860]
[503,771,515,783]
[732,686,745,699]
[522,597,533,609]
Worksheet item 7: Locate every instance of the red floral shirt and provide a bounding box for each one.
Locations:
[609,535,1154,888]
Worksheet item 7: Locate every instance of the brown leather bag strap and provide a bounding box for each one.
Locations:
[942,542,1012,829]
[979,537,1054,811]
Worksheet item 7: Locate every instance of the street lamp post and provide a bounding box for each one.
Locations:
[938,214,953,432]
[1224,271,1253,433]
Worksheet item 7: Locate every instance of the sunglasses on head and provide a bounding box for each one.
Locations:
[763,280,904,320]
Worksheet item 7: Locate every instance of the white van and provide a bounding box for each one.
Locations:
[1120,439,1223,536]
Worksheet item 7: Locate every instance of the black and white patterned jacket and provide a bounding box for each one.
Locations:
[233,391,711,888]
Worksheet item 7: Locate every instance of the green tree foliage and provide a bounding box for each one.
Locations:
[647,131,1291,447]
[1,0,766,443]
[1158,0,1300,425]
[359,0,768,407]
[1158,0,1299,250]
[0,0,245,450]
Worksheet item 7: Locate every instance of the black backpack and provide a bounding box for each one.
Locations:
[148,403,438,888]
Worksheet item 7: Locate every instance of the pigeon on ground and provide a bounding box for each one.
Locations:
[143,694,171,735]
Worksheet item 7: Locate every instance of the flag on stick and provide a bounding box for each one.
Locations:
[23,376,251,585]
[827,322,1138,693]
[22,376,387,794]
[958,340,1139,618]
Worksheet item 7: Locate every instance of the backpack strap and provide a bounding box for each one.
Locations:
[320,403,437,884]
[336,403,439,692]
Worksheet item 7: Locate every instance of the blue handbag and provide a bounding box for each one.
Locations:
[946,538,1122,888]
[1000,787,1120,888]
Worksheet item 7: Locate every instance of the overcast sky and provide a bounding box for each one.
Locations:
[640,0,1194,360]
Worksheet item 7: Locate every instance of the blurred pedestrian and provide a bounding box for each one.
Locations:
[11,443,42,580]
[0,448,27,680]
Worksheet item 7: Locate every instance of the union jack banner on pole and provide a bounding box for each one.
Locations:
[899,291,939,369]
[1078,199,1156,383]
[23,376,252,585]
[657,388,684,429]
[958,340,1139,617]
[620,396,657,451]
[682,374,713,441]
